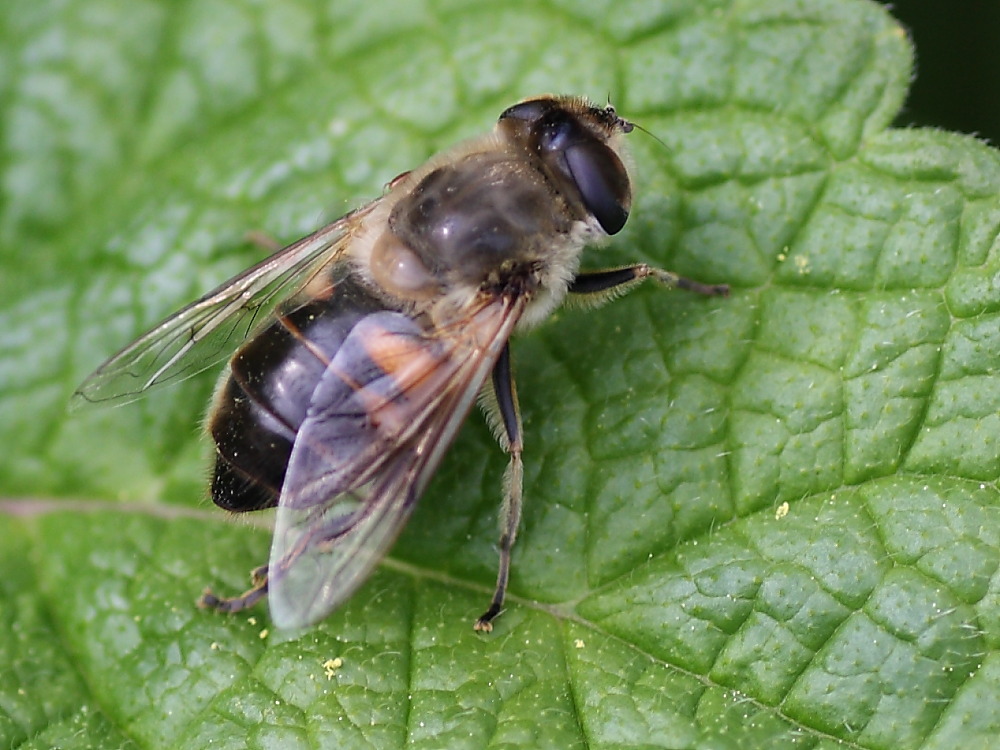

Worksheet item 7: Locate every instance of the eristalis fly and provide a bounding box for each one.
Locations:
[74,95,728,632]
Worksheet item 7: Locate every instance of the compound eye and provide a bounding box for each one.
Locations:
[564,141,631,235]
[499,98,555,124]
[538,116,576,153]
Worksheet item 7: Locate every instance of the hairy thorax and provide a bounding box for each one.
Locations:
[356,145,601,327]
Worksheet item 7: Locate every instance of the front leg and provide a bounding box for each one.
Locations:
[569,264,729,301]
[474,267,724,631]
[474,342,524,632]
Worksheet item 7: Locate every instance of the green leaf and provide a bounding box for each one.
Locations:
[3,0,1000,748]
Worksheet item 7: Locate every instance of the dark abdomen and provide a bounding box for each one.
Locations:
[208,277,387,512]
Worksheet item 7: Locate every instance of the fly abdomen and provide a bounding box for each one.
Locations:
[208,279,386,512]
[210,376,295,511]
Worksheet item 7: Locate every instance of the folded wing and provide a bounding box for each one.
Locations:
[268,296,524,628]
[73,204,377,407]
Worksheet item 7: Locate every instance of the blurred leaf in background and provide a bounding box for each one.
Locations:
[3,0,1000,749]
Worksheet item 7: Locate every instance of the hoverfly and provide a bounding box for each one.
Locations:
[74,95,728,631]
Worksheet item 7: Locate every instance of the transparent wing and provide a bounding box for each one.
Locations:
[266,296,525,629]
[73,202,379,408]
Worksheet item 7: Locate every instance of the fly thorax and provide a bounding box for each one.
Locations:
[368,230,443,301]
[387,152,580,292]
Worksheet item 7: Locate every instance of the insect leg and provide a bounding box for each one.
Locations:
[474,342,523,632]
[198,564,269,614]
[569,264,729,300]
